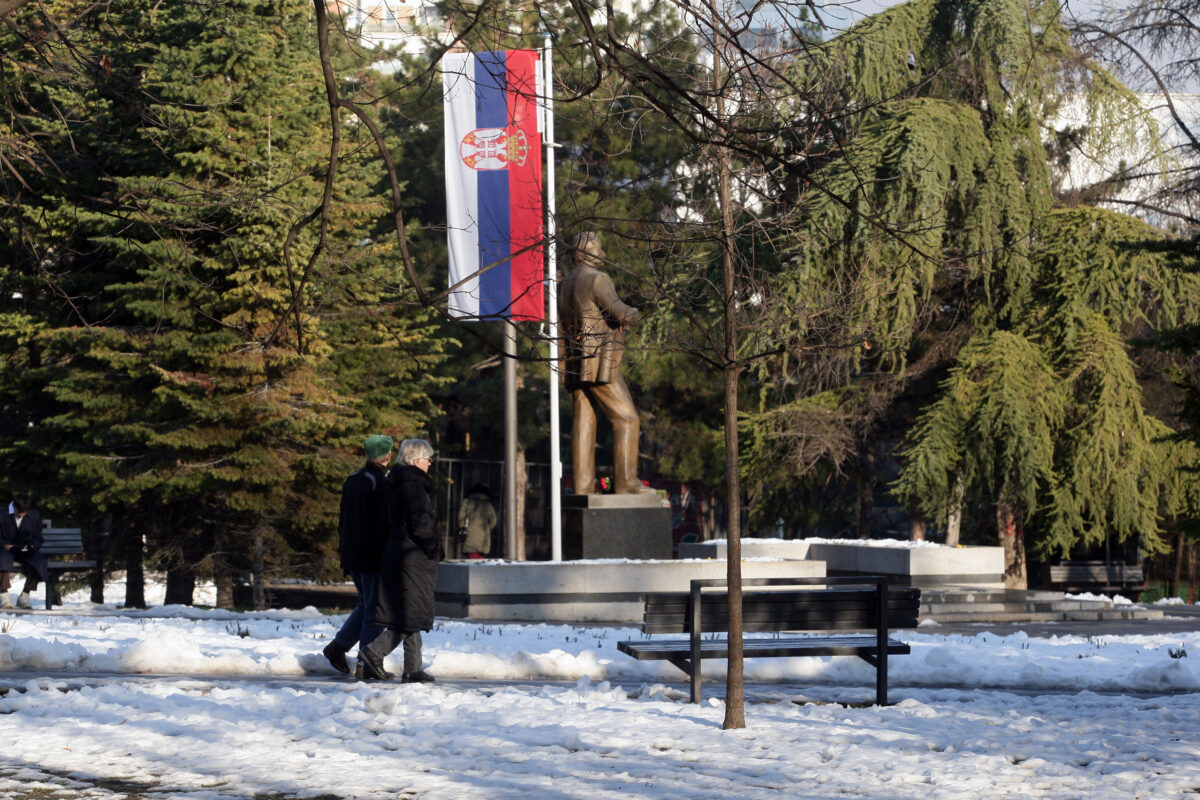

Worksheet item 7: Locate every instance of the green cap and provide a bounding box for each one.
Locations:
[364,435,393,460]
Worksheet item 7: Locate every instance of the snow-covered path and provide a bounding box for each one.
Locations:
[2,675,1197,800]
[0,583,1197,799]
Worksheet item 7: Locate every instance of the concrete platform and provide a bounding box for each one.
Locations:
[919,588,1164,623]
[679,538,1005,590]
[435,558,827,623]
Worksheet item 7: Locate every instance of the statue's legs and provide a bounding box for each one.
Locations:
[587,375,650,494]
[571,388,598,494]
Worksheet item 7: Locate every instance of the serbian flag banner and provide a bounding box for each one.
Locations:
[444,50,544,321]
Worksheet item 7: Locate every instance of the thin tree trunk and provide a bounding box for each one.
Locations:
[909,514,926,541]
[996,502,1027,589]
[715,29,744,728]
[945,475,964,547]
[856,448,876,539]
[215,572,234,609]
[90,512,111,604]
[1173,530,1186,599]
[123,521,146,609]
[252,524,267,611]
[213,524,235,609]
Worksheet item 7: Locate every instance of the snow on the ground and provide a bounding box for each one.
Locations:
[0,579,1197,799]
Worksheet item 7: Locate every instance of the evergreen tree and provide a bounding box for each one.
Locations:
[0,0,448,606]
[1071,0,1200,594]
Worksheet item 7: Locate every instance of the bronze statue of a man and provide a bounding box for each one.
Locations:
[559,233,652,495]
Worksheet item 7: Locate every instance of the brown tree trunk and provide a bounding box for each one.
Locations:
[856,447,876,539]
[1173,530,1186,599]
[716,44,744,728]
[90,512,111,604]
[215,573,234,610]
[252,524,267,611]
[996,502,1027,589]
[722,353,744,729]
[909,514,926,541]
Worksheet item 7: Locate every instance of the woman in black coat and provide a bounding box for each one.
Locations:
[358,438,440,682]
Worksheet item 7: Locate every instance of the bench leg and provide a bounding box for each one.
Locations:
[876,649,887,706]
[45,574,56,610]
[667,654,701,703]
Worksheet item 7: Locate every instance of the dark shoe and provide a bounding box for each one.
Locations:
[402,670,435,684]
[356,650,392,681]
[354,660,396,681]
[322,642,350,674]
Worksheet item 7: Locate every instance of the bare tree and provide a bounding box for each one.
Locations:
[1069,0,1200,230]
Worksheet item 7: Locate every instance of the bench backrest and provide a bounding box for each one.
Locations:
[1049,562,1143,585]
[41,527,85,557]
[643,578,921,634]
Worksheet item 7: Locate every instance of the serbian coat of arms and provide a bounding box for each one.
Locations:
[459,127,531,171]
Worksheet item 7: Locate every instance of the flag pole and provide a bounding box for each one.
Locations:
[504,319,518,559]
[541,33,563,562]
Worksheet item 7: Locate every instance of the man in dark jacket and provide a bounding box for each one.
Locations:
[0,494,48,610]
[358,437,440,683]
[321,435,393,674]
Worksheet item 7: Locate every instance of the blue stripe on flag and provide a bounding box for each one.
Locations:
[475,52,511,317]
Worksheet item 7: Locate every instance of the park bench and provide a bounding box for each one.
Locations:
[41,525,96,610]
[617,576,921,705]
[1047,561,1145,597]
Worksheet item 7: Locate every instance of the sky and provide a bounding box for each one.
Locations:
[0,577,1197,799]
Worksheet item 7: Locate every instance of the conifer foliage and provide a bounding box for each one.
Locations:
[0,1,446,605]
[739,0,1200,585]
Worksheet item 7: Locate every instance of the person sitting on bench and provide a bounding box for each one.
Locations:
[0,494,48,610]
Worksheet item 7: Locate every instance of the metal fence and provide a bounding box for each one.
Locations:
[429,458,720,560]
[430,457,554,560]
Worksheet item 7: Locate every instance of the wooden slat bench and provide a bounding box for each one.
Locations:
[617,576,921,704]
[1047,561,1145,596]
[42,527,96,610]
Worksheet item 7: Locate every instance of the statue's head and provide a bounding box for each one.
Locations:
[570,232,605,267]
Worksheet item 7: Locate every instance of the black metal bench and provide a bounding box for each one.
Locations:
[42,526,96,610]
[1047,561,1145,596]
[617,576,920,704]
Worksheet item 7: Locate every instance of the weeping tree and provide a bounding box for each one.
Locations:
[1070,0,1200,594]
[725,0,1200,586]
[741,0,1074,542]
[894,208,1200,585]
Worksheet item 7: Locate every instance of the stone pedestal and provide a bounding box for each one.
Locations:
[562,493,672,560]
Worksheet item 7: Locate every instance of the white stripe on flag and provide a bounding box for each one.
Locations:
[444,52,480,318]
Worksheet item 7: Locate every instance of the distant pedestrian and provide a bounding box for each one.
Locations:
[0,494,48,610]
[321,435,393,676]
[358,438,440,682]
[456,484,497,559]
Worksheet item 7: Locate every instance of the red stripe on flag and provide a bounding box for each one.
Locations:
[505,50,544,321]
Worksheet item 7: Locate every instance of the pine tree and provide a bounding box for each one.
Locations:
[0,0,448,605]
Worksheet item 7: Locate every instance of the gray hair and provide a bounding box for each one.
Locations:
[396,438,434,467]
